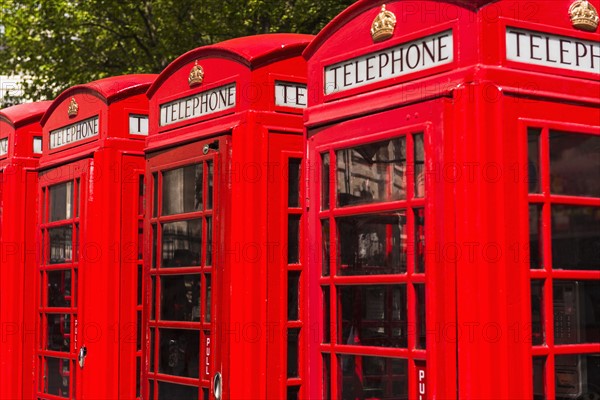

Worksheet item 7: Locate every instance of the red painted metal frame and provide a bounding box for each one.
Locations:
[144,34,312,399]
[0,101,51,400]
[36,74,155,400]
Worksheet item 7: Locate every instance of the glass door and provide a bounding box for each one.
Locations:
[36,163,84,399]
[145,137,226,400]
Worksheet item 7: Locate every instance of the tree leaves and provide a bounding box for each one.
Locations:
[0,0,353,102]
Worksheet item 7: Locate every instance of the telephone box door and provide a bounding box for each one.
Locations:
[145,137,227,400]
[36,159,89,399]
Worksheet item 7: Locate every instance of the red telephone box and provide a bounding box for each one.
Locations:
[0,100,51,400]
[144,33,311,399]
[36,74,156,400]
[304,1,599,399]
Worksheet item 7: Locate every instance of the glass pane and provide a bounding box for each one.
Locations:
[533,357,545,400]
[553,280,600,344]
[138,174,145,215]
[288,158,301,208]
[160,274,200,322]
[153,172,158,217]
[321,152,330,210]
[47,270,71,307]
[287,328,300,378]
[530,205,543,269]
[138,220,144,260]
[414,133,425,198]
[528,128,541,193]
[50,182,73,222]
[337,213,406,275]
[323,286,330,343]
[158,381,199,400]
[338,285,407,348]
[322,219,330,276]
[49,226,72,264]
[158,328,200,378]
[322,353,331,400]
[161,219,201,267]
[551,206,599,270]
[46,314,70,352]
[152,224,157,268]
[288,215,300,264]
[550,131,600,197]
[205,274,211,322]
[137,311,142,351]
[555,354,600,400]
[150,329,155,372]
[205,216,213,266]
[338,356,407,399]
[336,137,406,206]
[531,280,545,346]
[415,208,426,273]
[151,276,156,320]
[149,380,155,400]
[162,164,202,216]
[44,357,70,397]
[416,284,426,349]
[288,271,300,321]
[137,265,143,306]
[207,161,214,210]
[287,386,300,400]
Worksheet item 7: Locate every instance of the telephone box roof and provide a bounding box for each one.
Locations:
[0,101,53,128]
[147,33,313,98]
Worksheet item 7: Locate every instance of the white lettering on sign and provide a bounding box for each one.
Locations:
[49,116,99,150]
[129,114,148,135]
[324,30,453,95]
[506,27,600,74]
[205,337,211,376]
[160,83,236,126]
[275,81,307,108]
[0,138,8,156]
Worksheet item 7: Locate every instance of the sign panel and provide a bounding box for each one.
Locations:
[49,116,99,150]
[0,137,7,156]
[506,27,600,74]
[160,83,236,126]
[324,30,453,95]
[275,81,307,108]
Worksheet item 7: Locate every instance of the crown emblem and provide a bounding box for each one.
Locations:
[569,0,599,31]
[188,61,204,87]
[371,4,397,42]
[67,97,79,118]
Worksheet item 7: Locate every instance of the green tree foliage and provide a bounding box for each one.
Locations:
[0,0,354,102]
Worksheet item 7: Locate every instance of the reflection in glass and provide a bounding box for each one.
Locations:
[336,137,406,206]
[555,354,600,400]
[414,134,425,198]
[160,274,200,322]
[528,128,541,193]
[205,216,213,266]
[47,270,71,307]
[531,280,544,346]
[337,213,406,275]
[205,274,211,322]
[46,314,70,351]
[50,182,73,222]
[288,158,301,208]
[162,164,202,216]
[533,357,545,400]
[551,206,600,270]
[415,208,426,273]
[157,381,199,400]
[550,131,600,197]
[322,219,330,276]
[44,358,70,398]
[322,153,330,210]
[530,205,543,269]
[161,219,201,267]
[207,161,214,210]
[158,328,200,378]
[553,281,600,344]
[287,328,299,378]
[338,355,407,400]
[49,227,72,264]
[338,285,407,348]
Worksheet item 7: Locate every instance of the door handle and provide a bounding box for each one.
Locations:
[78,345,87,368]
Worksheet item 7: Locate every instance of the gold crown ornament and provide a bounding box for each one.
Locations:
[67,97,79,117]
[188,61,205,87]
[569,0,599,32]
[371,4,397,42]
